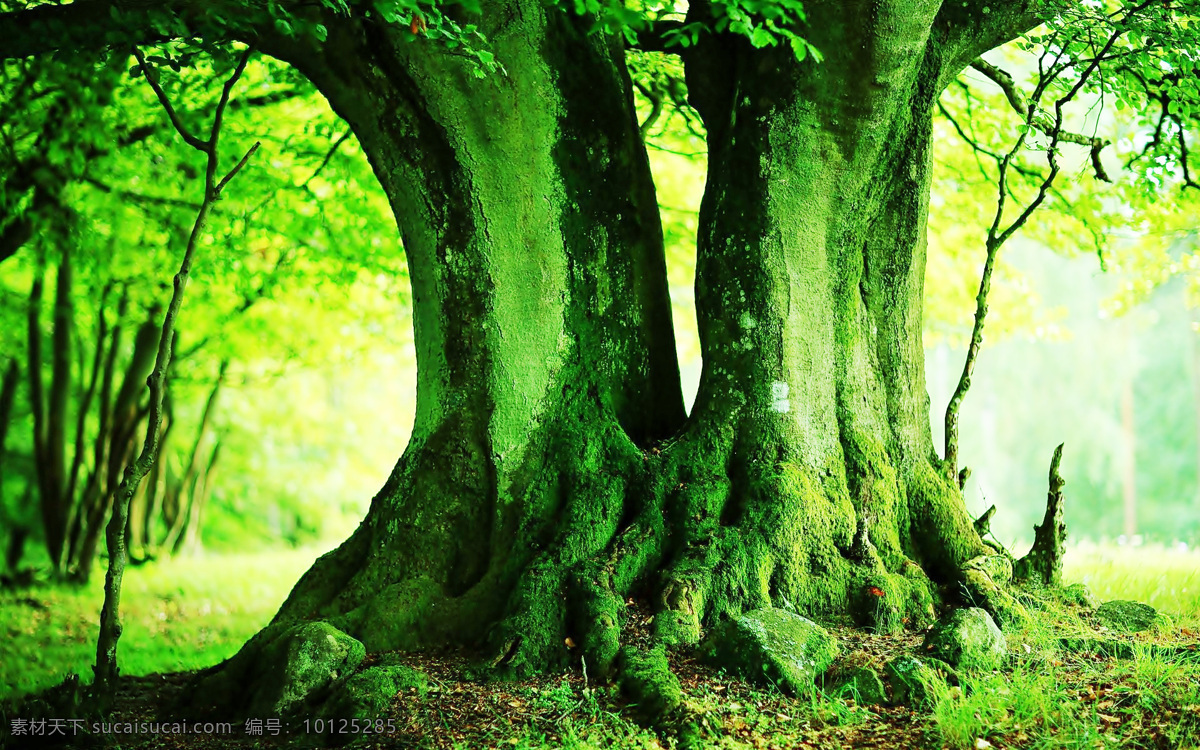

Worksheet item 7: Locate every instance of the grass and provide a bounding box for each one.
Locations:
[1065,541,1200,624]
[0,546,324,701]
[1,542,1198,749]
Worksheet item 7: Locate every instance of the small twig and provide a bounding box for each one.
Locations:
[300,131,353,189]
[131,47,208,153]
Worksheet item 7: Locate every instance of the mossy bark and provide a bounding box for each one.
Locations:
[194,0,1036,715]
[644,4,996,645]
[207,0,689,681]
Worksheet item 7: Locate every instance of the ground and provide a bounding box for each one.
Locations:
[2,545,1199,749]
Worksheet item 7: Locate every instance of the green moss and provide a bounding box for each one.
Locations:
[1094,600,1163,633]
[905,460,989,578]
[699,608,839,695]
[319,663,427,720]
[618,646,683,720]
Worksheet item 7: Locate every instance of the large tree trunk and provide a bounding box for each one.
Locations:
[194,1,687,687]
[191,0,1028,716]
[639,3,994,645]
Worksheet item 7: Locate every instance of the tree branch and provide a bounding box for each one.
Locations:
[969,58,1111,181]
[935,0,1046,85]
[0,0,288,62]
[943,14,1136,478]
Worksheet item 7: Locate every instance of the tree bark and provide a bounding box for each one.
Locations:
[190,5,686,709]
[188,2,1032,717]
[642,1,993,643]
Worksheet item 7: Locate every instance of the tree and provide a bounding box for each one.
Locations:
[2,0,1198,719]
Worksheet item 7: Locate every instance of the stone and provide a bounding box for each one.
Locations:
[1094,600,1161,632]
[317,664,426,742]
[884,655,941,707]
[699,607,838,694]
[249,622,367,717]
[829,666,888,705]
[1058,582,1100,609]
[922,607,1006,671]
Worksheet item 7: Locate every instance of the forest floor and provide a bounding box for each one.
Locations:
[1,544,1199,749]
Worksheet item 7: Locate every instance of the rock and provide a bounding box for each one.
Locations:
[1058,582,1099,609]
[1094,600,1161,632]
[829,666,888,705]
[250,622,366,717]
[884,655,941,707]
[824,650,887,705]
[699,607,838,694]
[318,664,426,743]
[922,608,1006,671]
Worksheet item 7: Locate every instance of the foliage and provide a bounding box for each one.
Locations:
[0,47,412,566]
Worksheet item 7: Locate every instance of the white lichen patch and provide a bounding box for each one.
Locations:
[771,381,791,413]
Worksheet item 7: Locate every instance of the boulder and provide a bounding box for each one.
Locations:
[1094,600,1161,632]
[884,655,943,707]
[922,607,1006,670]
[317,663,426,743]
[249,622,366,717]
[699,607,838,694]
[829,666,887,705]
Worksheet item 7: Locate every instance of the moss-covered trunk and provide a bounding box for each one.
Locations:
[647,11,995,642]
[212,0,687,678]
[194,0,1022,715]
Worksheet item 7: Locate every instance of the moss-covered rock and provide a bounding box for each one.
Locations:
[1094,600,1161,632]
[1058,582,1100,609]
[922,607,1006,671]
[249,622,366,718]
[699,608,838,694]
[883,655,942,707]
[828,665,887,705]
[317,664,427,744]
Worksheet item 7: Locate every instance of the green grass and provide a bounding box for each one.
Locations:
[2,542,1199,749]
[1065,541,1200,623]
[0,546,324,701]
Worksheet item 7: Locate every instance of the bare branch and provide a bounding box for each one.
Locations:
[943,11,1138,477]
[131,47,208,152]
[969,59,1111,181]
[92,47,258,710]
